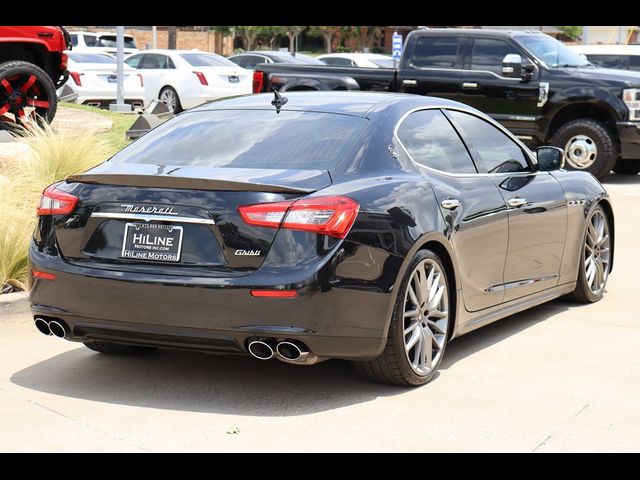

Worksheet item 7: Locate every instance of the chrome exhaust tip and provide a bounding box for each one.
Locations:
[248,340,274,360]
[48,320,67,339]
[276,341,305,361]
[34,318,51,336]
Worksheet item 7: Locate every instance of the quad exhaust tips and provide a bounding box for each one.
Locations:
[276,341,305,361]
[247,338,323,365]
[34,317,69,339]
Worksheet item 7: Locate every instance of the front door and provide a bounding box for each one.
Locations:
[445,109,567,300]
[395,108,509,312]
[458,37,541,141]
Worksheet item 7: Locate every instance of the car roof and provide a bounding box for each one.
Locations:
[128,49,215,55]
[318,53,391,59]
[69,31,98,36]
[190,91,479,118]
[95,31,135,38]
[570,44,640,55]
[410,27,548,38]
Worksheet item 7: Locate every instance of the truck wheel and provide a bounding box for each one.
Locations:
[612,159,640,175]
[549,119,617,180]
[0,61,57,126]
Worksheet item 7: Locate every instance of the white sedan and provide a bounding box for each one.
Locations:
[58,51,145,109]
[317,53,395,68]
[124,49,252,113]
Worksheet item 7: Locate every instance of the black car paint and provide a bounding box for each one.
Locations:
[29,92,613,361]
[254,29,640,161]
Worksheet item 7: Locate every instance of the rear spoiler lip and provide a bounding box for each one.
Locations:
[66,173,318,194]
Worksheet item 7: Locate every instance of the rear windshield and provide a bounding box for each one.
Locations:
[180,53,237,67]
[98,35,137,49]
[109,110,366,170]
[69,53,115,64]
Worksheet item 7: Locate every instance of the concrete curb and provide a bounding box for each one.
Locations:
[0,291,30,321]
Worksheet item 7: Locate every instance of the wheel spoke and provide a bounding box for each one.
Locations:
[0,103,9,116]
[19,75,37,93]
[427,309,447,320]
[0,79,13,94]
[15,108,27,123]
[421,330,432,367]
[416,266,428,306]
[428,284,445,310]
[407,283,419,309]
[26,98,49,109]
[586,258,596,286]
[595,259,604,289]
[404,308,420,318]
[405,327,420,352]
[426,318,447,334]
[404,321,419,336]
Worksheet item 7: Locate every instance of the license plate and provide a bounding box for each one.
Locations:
[121,223,183,263]
[228,75,239,83]
[107,75,117,83]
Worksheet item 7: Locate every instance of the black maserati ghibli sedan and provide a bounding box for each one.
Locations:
[29,92,614,386]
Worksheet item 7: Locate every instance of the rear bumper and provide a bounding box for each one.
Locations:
[29,243,393,360]
[617,121,640,159]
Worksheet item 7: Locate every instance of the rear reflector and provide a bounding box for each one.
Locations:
[32,270,56,280]
[193,71,208,86]
[250,290,298,298]
[238,195,359,239]
[37,185,78,216]
[69,71,83,86]
[252,70,264,93]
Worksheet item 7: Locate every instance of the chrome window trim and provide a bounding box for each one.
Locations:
[92,212,215,225]
[393,105,539,178]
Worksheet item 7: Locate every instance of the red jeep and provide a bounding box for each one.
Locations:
[0,26,71,126]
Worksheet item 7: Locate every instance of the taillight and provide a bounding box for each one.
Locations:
[60,52,68,70]
[238,196,359,239]
[252,70,264,93]
[69,71,83,86]
[137,73,144,87]
[37,185,78,216]
[32,270,56,280]
[193,71,208,86]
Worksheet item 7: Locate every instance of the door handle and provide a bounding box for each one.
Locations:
[462,82,479,89]
[508,197,527,208]
[402,79,418,86]
[441,199,461,210]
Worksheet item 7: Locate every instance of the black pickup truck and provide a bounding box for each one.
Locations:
[253,28,640,179]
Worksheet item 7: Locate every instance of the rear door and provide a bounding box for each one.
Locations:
[398,34,464,101]
[458,36,540,140]
[395,108,509,311]
[445,109,567,300]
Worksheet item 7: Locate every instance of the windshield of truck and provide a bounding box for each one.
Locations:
[517,35,592,68]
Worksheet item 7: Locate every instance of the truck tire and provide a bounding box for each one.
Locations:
[612,159,640,175]
[0,61,57,126]
[549,119,617,180]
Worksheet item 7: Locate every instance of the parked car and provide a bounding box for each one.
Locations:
[124,49,251,113]
[0,26,71,125]
[29,91,614,387]
[570,44,640,72]
[60,51,144,109]
[318,53,395,68]
[253,29,640,178]
[69,31,138,55]
[228,51,325,70]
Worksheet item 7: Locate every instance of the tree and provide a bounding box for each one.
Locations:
[168,26,177,49]
[284,26,305,53]
[308,26,341,53]
[257,26,285,50]
[211,26,259,50]
[556,26,583,41]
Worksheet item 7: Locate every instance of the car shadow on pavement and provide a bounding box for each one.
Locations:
[602,172,640,185]
[11,298,573,416]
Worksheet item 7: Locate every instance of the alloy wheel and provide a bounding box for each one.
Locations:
[584,209,610,295]
[159,89,177,113]
[0,73,51,125]
[403,259,449,376]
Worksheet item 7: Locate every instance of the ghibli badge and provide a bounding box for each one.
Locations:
[235,249,262,256]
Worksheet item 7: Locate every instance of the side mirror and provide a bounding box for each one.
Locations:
[502,54,522,78]
[536,146,565,171]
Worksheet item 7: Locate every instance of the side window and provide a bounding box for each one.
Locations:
[629,55,640,71]
[397,109,477,174]
[162,55,176,69]
[470,38,521,75]
[446,110,531,173]
[70,34,78,47]
[411,36,462,69]
[586,54,627,69]
[125,55,144,69]
[238,55,262,69]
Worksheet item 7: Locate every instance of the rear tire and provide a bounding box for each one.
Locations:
[352,249,451,386]
[84,341,157,355]
[612,160,640,175]
[549,118,617,181]
[0,61,57,126]
[159,86,182,114]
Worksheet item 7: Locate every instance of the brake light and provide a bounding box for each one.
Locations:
[250,290,298,298]
[60,52,68,70]
[69,71,83,86]
[137,73,144,87]
[193,71,208,86]
[37,185,78,216]
[238,196,359,239]
[252,70,264,93]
